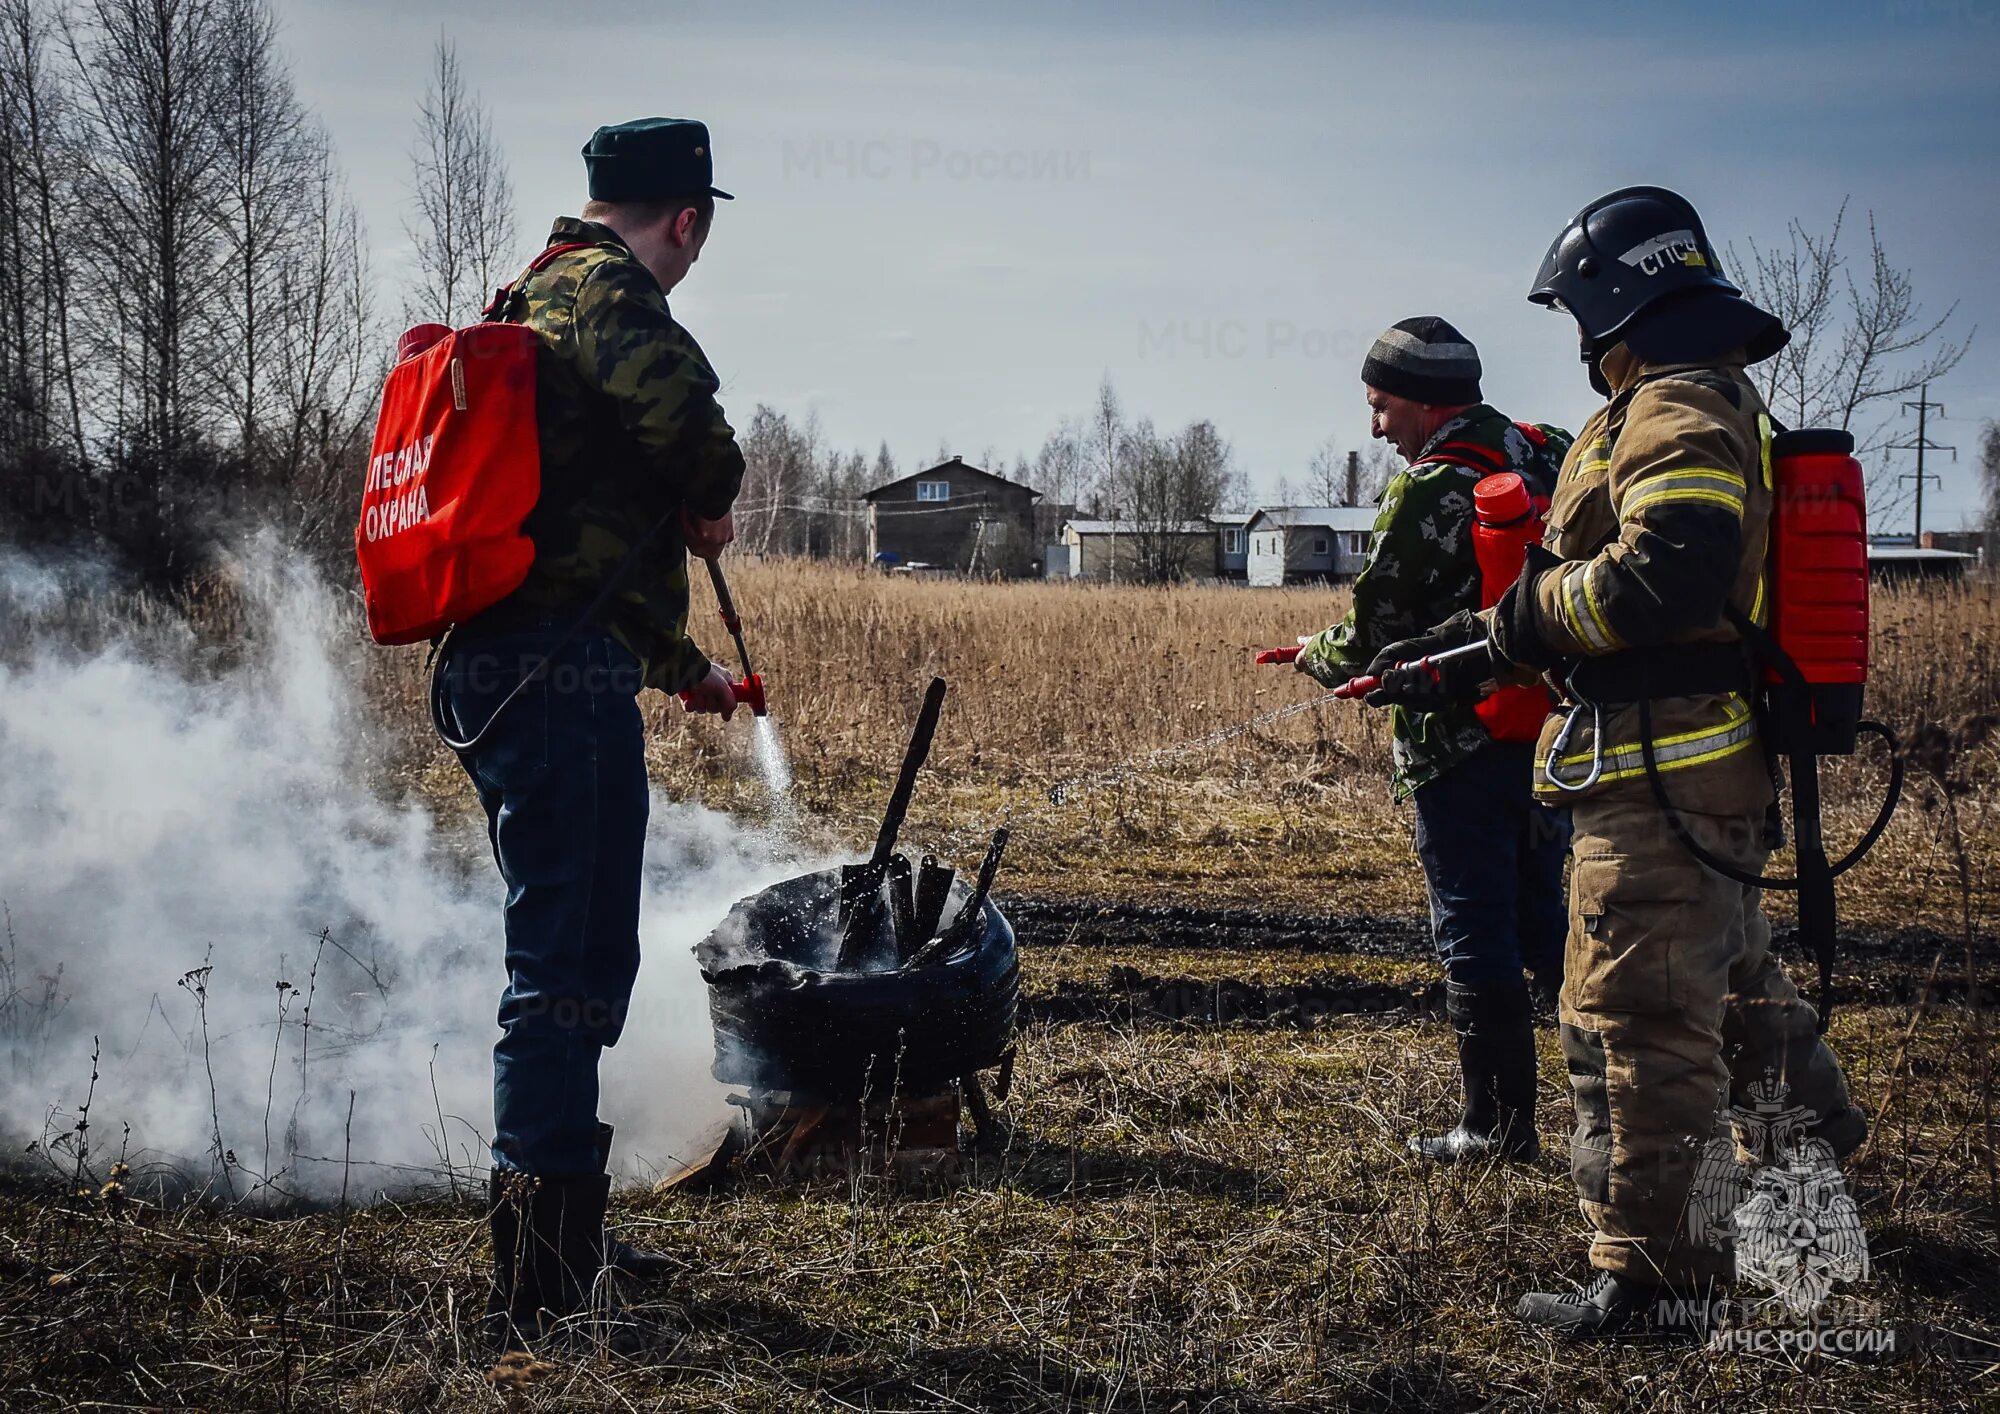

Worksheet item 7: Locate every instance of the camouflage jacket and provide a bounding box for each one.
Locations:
[501,217,746,693]
[1297,405,1571,799]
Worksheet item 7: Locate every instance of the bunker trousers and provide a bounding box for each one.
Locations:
[1559,794,1866,1283]
[437,618,649,1177]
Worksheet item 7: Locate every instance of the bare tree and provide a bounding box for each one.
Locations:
[1303,436,1341,505]
[405,38,514,327]
[1358,441,1398,504]
[265,137,374,557]
[1087,374,1121,516]
[1735,202,1973,523]
[1121,417,1240,583]
[1300,437,1395,508]
[737,403,822,555]
[0,0,86,460]
[63,0,230,451]
[208,0,313,456]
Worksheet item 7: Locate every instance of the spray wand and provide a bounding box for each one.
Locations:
[1254,639,1489,701]
[679,557,769,717]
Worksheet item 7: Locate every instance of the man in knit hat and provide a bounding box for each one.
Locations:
[1296,316,1573,1165]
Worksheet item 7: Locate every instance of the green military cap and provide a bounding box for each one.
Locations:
[583,116,734,201]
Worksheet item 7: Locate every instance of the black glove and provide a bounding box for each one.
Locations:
[1491,544,1567,670]
[1362,611,1494,709]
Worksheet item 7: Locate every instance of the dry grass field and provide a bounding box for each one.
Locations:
[363,558,2000,935]
[3,557,1998,1410]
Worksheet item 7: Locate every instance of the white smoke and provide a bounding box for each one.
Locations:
[0,543,803,1203]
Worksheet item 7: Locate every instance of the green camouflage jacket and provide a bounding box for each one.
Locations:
[1297,405,1572,799]
[502,217,745,693]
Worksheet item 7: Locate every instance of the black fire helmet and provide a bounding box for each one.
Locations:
[1529,186,1787,391]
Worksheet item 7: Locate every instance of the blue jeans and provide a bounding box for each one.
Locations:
[1412,741,1570,990]
[435,620,649,1176]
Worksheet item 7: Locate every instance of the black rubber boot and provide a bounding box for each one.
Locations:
[1410,979,1541,1163]
[484,1168,615,1351]
[594,1123,675,1281]
[1517,1269,1718,1341]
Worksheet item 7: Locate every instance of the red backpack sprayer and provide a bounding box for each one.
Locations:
[356,259,770,750]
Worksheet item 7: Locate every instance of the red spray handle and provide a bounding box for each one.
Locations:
[678,672,768,719]
[1254,645,1302,665]
[1332,641,1489,700]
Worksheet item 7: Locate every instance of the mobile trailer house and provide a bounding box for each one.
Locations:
[1243,506,1381,586]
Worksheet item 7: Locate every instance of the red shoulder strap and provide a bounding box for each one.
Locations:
[1413,440,1507,476]
[480,241,596,321]
[527,240,595,273]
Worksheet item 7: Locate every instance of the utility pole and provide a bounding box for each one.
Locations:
[1344,449,1360,507]
[1890,382,1955,543]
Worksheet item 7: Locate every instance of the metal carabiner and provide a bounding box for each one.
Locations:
[1542,698,1606,794]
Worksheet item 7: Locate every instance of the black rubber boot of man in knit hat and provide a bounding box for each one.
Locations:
[1360,316,1483,405]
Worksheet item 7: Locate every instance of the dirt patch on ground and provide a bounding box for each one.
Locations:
[1005,895,1995,1029]
[1022,964,1437,1029]
[1003,895,1433,957]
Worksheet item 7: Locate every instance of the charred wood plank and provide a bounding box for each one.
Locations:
[887,852,919,960]
[837,677,947,971]
[913,854,955,943]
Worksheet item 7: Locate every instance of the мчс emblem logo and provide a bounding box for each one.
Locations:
[1689,1072,1878,1341]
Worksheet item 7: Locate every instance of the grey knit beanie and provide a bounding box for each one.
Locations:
[1360,316,1482,405]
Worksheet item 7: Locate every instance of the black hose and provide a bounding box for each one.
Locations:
[1638,704,1903,891]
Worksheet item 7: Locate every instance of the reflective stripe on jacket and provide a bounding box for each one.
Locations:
[1527,344,1776,814]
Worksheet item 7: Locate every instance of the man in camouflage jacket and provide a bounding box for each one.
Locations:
[1297,317,1572,1166]
[431,117,743,1349]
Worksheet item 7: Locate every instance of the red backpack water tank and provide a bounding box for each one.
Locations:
[1764,428,1868,753]
[1470,472,1554,742]
[354,243,590,646]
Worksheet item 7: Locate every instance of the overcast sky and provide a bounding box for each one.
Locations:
[276,0,1999,529]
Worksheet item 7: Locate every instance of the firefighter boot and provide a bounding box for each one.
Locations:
[1517,1269,1719,1341]
[1410,979,1541,1163]
[476,1168,648,1352]
[594,1124,675,1281]
[485,1169,625,1351]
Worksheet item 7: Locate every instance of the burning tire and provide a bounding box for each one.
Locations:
[696,866,1019,1101]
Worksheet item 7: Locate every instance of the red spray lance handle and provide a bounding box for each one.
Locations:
[1332,640,1490,701]
[679,672,768,718]
[1254,645,1301,665]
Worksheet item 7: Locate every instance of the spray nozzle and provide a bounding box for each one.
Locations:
[678,671,768,719]
[1332,641,1490,701]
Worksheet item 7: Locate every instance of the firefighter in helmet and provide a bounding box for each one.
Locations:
[1363,187,1868,1336]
